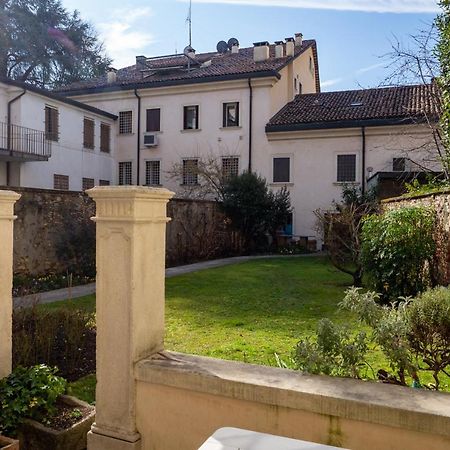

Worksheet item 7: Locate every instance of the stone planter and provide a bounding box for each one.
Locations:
[18,395,94,450]
[0,436,19,450]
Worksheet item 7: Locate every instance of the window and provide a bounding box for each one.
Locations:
[83,118,95,149]
[273,157,290,183]
[99,180,110,186]
[82,177,95,190]
[45,105,59,141]
[223,102,239,128]
[337,154,356,182]
[100,123,111,153]
[182,159,199,185]
[119,111,133,134]
[183,105,199,130]
[146,160,161,186]
[119,162,132,185]
[146,108,161,132]
[222,157,239,179]
[393,157,406,172]
[54,174,69,190]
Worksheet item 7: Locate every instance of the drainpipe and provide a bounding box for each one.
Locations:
[361,126,366,195]
[6,89,26,186]
[134,88,141,185]
[247,78,253,172]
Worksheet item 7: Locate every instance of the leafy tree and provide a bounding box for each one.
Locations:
[221,171,292,251]
[0,0,111,88]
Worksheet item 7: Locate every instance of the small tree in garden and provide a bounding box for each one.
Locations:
[361,206,436,302]
[315,185,378,287]
[221,172,292,251]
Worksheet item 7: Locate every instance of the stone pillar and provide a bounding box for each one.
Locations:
[0,190,20,379]
[86,186,174,450]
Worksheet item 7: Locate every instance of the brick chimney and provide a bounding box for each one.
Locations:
[285,37,295,57]
[253,41,270,62]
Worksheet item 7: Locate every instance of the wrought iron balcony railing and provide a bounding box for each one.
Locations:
[0,122,52,160]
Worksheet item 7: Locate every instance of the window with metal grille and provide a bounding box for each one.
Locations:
[183,105,199,130]
[99,180,110,186]
[100,123,111,153]
[82,177,95,190]
[45,106,59,141]
[337,154,356,182]
[119,111,133,134]
[393,157,406,172]
[54,174,69,190]
[223,102,239,127]
[222,157,239,179]
[83,118,95,149]
[119,162,132,185]
[273,157,290,183]
[146,108,161,132]
[146,160,161,186]
[182,159,199,185]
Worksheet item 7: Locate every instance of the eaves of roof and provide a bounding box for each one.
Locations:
[0,77,118,120]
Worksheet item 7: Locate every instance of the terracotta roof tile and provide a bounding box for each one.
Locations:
[266,84,439,131]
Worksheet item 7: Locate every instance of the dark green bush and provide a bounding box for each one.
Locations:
[0,365,66,436]
[361,206,436,301]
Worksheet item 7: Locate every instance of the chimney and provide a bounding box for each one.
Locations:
[295,33,303,47]
[231,42,239,54]
[135,55,147,71]
[106,67,117,84]
[185,46,196,59]
[285,37,295,57]
[253,41,270,62]
[275,41,284,58]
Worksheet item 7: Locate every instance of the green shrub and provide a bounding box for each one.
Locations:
[361,206,436,301]
[294,319,369,379]
[0,365,66,436]
[407,287,450,390]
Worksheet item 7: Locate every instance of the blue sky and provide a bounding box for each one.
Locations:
[62,0,439,91]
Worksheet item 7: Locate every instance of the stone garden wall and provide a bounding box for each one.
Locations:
[1,186,242,277]
[383,189,450,286]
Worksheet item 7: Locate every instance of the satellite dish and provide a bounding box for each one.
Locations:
[227,38,239,49]
[216,40,228,54]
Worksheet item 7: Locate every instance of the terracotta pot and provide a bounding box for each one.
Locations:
[0,435,19,450]
[18,395,94,450]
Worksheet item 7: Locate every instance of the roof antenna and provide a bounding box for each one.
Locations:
[186,0,192,48]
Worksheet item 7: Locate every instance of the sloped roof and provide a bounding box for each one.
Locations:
[57,40,320,95]
[266,84,439,131]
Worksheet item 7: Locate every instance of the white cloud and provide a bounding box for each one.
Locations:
[187,0,439,13]
[356,62,386,74]
[321,78,343,88]
[98,7,155,68]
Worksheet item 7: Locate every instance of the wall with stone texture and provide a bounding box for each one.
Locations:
[2,186,241,277]
[383,189,450,286]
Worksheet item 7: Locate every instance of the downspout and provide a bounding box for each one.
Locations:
[361,126,366,195]
[134,88,141,185]
[6,89,26,186]
[247,78,253,172]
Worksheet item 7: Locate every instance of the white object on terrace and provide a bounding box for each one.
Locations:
[198,428,347,450]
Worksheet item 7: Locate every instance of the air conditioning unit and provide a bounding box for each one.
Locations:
[144,133,158,147]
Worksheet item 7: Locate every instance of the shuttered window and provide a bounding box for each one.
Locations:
[100,123,111,153]
[45,106,59,141]
[337,154,356,182]
[83,118,95,149]
[146,108,161,132]
[273,157,290,183]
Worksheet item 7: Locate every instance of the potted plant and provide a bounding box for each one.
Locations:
[18,395,94,450]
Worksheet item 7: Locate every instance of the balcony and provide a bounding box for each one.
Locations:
[0,122,51,161]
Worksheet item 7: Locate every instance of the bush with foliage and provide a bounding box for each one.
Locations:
[361,206,436,301]
[13,307,96,381]
[221,172,292,251]
[0,365,66,436]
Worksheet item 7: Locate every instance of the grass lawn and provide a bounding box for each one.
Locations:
[52,256,448,402]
